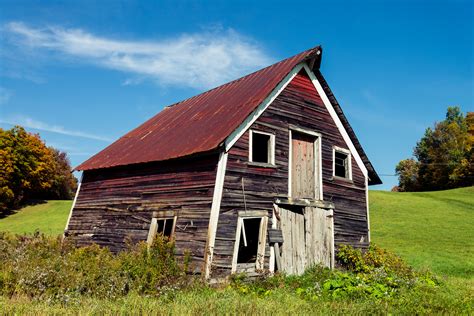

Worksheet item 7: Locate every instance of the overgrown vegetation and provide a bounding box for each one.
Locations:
[395,107,474,191]
[0,233,192,302]
[0,126,77,212]
[0,232,471,314]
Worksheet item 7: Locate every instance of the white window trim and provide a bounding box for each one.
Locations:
[147,214,177,247]
[249,129,276,165]
[333,146,352,180]
[231,213,269,273]
[288,127,323,200]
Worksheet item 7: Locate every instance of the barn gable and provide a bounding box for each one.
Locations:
[209,67,372,277]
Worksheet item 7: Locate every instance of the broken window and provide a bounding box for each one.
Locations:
[232,211,269,272]
[237,218,262,263]
[249,130,275,165]
[147,211,177,246]
[333,147,352,179]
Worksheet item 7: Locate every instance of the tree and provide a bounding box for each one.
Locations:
[0,126,77,211]
[396,106,473,191]
[395,159,420,192]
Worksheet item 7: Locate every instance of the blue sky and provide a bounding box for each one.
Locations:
[0,0,472,190]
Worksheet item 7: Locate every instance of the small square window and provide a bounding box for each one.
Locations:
[147,212,177,246]
[249,130,275,165]
[333,148,351,180]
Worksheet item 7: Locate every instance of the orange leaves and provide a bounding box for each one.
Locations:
[0,126,76,211]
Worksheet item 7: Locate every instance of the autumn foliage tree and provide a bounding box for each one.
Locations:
[396,107,474,191]
[0,126,77,211]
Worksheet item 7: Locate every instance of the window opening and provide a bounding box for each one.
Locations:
[250,130,274,165]
[334,150,350,179]
[237,217,262,263]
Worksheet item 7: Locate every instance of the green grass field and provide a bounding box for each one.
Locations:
[370,186,473,278]
[0,200,72,235]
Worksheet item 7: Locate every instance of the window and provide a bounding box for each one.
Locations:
[237,218,262,264]
[147,211,177,246]
[232,211,268,272]
[249,130,275,165]
[333,147,352,180]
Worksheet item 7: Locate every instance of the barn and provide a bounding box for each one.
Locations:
[65,45,382,280]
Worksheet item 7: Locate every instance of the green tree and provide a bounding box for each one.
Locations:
[397,106,473,191]
[395,159,420,192]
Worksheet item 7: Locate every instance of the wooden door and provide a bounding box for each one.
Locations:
[277,206,334,275]
[291,132,317,199]
[279,206,306,275]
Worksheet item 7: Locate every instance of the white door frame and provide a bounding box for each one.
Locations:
[288,126,323,200]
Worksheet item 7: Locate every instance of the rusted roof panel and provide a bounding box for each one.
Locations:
[76,46,322,171]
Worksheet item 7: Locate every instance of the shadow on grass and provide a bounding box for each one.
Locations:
[0,200,47,219]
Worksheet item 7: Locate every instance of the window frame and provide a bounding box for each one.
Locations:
[248,129,276,166]
[333,146,352,181]
[231,210,269,273]
[146,210,177,247]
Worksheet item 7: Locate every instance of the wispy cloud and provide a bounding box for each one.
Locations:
[0,87,12,105]
[3,22,273,89]
[0,115,111,142]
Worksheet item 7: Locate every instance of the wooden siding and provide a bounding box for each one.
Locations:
[66,154,219,272]
[212,70,368,277]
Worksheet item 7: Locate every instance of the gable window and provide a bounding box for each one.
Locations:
[333,147,352,180]
[249,130,275,165]
[147,210,177,246]
[232,211,269,272]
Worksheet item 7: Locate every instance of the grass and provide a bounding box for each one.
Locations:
[369,186,474,278]
[0,200,72,235]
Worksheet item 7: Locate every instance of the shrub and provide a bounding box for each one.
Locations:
[0,232,194,302]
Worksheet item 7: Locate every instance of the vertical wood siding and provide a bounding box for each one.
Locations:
[66,154,219,272]
[212,70,368,277]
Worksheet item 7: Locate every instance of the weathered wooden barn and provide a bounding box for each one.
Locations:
[65,46,381,279]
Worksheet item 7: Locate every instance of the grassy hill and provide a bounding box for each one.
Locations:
[0,187,472,279]
[370,186,473,278]
[0,200,72,235]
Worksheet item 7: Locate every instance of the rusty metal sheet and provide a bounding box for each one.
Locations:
[76,46,322,171]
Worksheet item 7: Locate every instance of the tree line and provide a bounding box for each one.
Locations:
[395,106,474,191]
[0,126,77,212]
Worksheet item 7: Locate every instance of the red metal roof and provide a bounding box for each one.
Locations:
[76,46,322,171]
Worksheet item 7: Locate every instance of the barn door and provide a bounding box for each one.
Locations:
[277,206,334,275]
[290,131,319,199]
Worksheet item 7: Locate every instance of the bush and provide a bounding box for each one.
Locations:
[0,232,194,302]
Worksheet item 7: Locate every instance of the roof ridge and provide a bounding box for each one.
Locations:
[164,45,322,110]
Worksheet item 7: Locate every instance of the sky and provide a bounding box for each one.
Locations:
[0,0,472,190]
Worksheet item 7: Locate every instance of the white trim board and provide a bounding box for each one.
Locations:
[225,64,304,151]
[204,151,228,279]
[63,174,82,239]
[303,64,368,178]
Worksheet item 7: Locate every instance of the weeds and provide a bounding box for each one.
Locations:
[0,233,471,314]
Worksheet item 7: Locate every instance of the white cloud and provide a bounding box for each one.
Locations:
[0,115,111,142]
[3,22,273,89]
[0,87,12,105]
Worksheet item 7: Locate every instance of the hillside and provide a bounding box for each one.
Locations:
[370,186,473,278]
[0,200,72,235]
[0,187,472,278]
